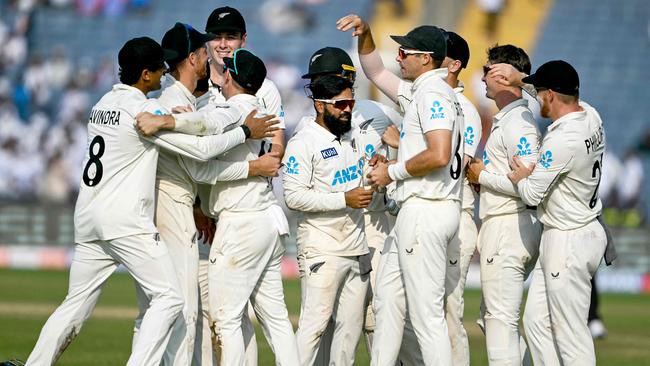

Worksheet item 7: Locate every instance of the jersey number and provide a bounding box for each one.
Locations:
[449,132,462,180]
[82,135,105,186]
[588,153,603,209]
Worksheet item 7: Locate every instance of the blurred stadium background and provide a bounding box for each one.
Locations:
[1,0,649,363]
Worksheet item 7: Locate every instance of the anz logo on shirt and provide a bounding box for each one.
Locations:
[539,150,553,169]
[285,156,299,175]
[332,159,364,186]
[364,144,376,160]
[482,151,490,165]
[430,100,446,120]
[153,109,165,116]
[516,137,532,156]
[464,126,475,146]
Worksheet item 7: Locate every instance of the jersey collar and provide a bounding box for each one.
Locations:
[305,116,339,142]
[453,80,465,94]
[113,83,146,98]
[492,98,528,126]
[547,108,587,132]
[411,68,448,93]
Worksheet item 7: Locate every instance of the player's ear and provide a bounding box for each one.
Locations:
[448,59,461,73]
[314,100,325,114]
[141,69,151,82]
[240,33,248,47]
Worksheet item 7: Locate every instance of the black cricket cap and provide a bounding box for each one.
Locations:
[223,49,266,93]
[206,6,246,35]
[522,60,580,95]
[391,25,447,60]
[118,36,178,73]
[162,22,215,65]
[302,47,356,79]
[445,31,469,68]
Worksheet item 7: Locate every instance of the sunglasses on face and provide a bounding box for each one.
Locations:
[314,98,356,110]
[398,47,434,59]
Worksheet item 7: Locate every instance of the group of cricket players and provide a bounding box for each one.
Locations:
[17,5,613,366]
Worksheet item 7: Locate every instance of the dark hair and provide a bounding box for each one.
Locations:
[487,44,531,74]
[119,67,142,85]
[308,75,353,100]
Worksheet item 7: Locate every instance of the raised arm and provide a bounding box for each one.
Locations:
[337,14,401,103]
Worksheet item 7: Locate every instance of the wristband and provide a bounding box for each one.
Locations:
[240,124,252,139]
[388,162,411,181]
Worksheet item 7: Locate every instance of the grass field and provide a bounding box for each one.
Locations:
[1,269,650,365]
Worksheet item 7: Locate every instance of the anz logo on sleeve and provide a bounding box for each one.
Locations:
[332,159,364,186]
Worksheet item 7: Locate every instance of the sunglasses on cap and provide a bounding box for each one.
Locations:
[398,47,434,59]
[339,64,356,81]
[314,98,356,110]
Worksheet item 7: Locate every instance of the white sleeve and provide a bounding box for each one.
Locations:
[258,79,286,129]
[282,139,346,212]
[146,127,246,162]
[179,156,249,184]
[517,135,574,206]
[478,170,519,196]
[359,49,402,104]
[418,92,454,132]
[172,105,242,136]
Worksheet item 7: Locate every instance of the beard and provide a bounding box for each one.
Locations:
[323,108,352,138]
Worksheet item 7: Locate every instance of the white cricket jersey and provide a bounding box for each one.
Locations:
[517,101,605,230]
[294,99,403,213]
[455,82,482,212]
[74,84,247,243]
[282,119,368,257]
[195,94,283,216]
[156,78,199,206]
[393,68,464,205]
[478,98,541,220]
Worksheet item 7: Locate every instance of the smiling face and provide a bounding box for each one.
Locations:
[206,31,246,66]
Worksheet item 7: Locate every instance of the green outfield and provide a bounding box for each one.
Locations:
[1,268,649,365]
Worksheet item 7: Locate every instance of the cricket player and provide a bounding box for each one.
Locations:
[441,31,482,366]
[465,45,541,365]
[24,37,275,366]
[338,15,464,365]
[296,46,402,363]
[504,60,608,366]
[130,23,282,365]
[283,75,373,365]
[192,8,287,364]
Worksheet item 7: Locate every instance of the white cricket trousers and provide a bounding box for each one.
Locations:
[445,209,478,366]
[478,210,541,365]
[523,220,607,366]
[133,190,199,365]
[193,233,259,366]
[372,198,460,366]
[208,207,298,366]
[26,234,183,366]
[313,210,392,365]
[296,251,369,366]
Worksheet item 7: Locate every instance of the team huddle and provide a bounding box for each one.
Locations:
[19,5,612,366]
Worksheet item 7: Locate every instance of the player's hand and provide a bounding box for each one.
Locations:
[486,63,526,87]
[345,187,374,209]
[507,155,534,183]
[382,125,401,149]
[248,151,281,177]
[368,161,392,187]
[136,112,173,136]
[466,158,485,184]
[336,14,369,37]
[244,110,280,139]
[171,105,193,114]
[193,206,215,245]
[368,153,388,168]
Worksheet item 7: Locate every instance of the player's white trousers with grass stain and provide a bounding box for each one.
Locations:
[296,251,369,366]
[477,210,541,366]
[208,206,298,366]
[133,189,199,366]
[372,198,460,366]
[523,219,606,366]
[26,234,183,366]
[445,209,479,366]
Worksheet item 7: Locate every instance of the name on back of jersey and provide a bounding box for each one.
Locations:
[584,126,604,154]
[89,109,121,126]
